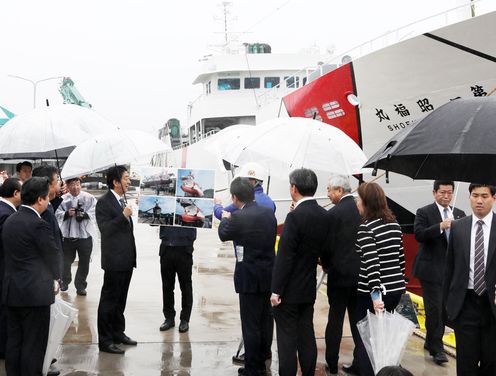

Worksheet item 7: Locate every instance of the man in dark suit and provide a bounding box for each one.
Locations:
[2,177,60,376]
[0,178,22,359]
[443,183,496,376]
[271,168,328,376]
[320,174,361,375]
[32,166,64,283]
[96,165,137,354]
[413,180,465,365]
[218,177,277,376]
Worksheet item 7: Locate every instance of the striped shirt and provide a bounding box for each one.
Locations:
[355,218,406,295]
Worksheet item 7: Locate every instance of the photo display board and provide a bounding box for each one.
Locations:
[137,167,214,229]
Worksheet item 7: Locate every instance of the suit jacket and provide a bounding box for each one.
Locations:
[218,202,277,294]
[272,199,328,304]
[443,214,496,321]
[2,206,60,307]
[413,203,466,284]
[96,191,136,271]
[41,203,64,276]
[321,195,360,288]
[0,201,16,283]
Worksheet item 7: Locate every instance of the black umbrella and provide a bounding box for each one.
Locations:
[364,97,496,185]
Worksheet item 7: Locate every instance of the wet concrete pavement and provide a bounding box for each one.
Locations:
[0,224,457,375]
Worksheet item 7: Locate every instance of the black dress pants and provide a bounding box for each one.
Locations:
[452,290,496,376]
[273,302,316,376]
[160,245,193,322]
[239,292,272,376]
[355,293,402,376]
[62,237,93,291]
[98,270,133,345]
[420,279,444,354]
[325,286,360,370]
[0,279,6,358]
[6,306,50,376]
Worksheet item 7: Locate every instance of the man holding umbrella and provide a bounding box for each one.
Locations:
[96,165,137,354]
[413,180,465,365]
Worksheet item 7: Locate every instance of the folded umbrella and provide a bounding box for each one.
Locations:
[42,298,78,376]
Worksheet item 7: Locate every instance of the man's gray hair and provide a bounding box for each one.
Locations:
[327,174,352,193]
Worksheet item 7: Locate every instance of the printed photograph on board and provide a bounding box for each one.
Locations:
[139,167,177,197]
[174,198,214,229]
[176,169,215,198]
[138,195,175,226]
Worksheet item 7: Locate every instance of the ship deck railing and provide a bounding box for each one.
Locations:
[257,0,492,107]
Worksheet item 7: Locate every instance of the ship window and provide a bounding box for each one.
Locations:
[264,77,280,88]
[284,76,300,88]
[218,78,240,91]
[244,77,260,89]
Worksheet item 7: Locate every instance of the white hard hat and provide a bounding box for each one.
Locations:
[235,162,267,181]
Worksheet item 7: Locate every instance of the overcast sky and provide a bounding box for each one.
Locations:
[0,0,489,133]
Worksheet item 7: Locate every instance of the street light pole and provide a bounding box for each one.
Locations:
[8,75,64,108]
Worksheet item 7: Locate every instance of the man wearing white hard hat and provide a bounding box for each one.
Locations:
[214,162,275,219]
[214,162,276,364]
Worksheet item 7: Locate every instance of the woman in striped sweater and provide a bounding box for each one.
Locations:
[354,182,406,376]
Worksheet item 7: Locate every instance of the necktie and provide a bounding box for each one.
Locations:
[119,198,126,209]
[473,220,486,295]
[443,207,450,240]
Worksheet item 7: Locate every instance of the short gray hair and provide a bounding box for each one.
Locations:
[327,174,352,193]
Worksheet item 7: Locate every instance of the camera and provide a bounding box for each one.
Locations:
[75,200,86,222]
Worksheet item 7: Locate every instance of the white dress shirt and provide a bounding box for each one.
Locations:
[468,211,493,289]
[294,196,314,208]
[21,204,41,218]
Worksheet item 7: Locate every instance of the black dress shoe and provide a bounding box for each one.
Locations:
[342,363,360,375]
[160,319,175,331]
[115,335,137,345]
[178,320,189,333]
[433,352,448,364]
[99,343,124,354]
[47,364,60,376]
[76,289,87,296]
[325,363,338,374]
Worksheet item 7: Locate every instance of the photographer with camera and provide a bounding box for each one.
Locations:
[55,177,97,295]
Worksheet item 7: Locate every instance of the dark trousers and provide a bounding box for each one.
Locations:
[452,290,496,376]
[355,293,402,376]
[273,302,316,376]
[98,270,133,345]
[0,279,6,358]
[325,286,360,369]
[6,306,50,376]
[420,279,444,354]
[62,237,93,290]
[160,245,193,322]
[239,292,272,376]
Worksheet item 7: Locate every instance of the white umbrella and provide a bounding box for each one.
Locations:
[221,117,367,178]
[42,298,78,376]
[357,309,415,374]
[0,104,117,159]
[61,129,171,179]
[205,124,254,171]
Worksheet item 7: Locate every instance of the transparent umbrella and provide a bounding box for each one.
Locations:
[0,104,117,159]
[221,117,367,178]
[42,298,78,375]
[357,309,415,374]
[61,129,171,179]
